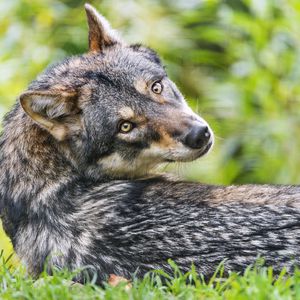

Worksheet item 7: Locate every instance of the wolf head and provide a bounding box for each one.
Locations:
[18,4,214,179]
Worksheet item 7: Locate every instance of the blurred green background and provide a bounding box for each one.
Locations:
[1,0,300,263]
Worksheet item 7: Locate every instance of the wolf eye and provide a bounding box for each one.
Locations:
[151,81,163,94]
[119,121,134,133]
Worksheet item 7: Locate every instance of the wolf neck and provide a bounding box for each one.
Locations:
[0,106,76,207]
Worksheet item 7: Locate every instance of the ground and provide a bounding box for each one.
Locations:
[1,257,299,300]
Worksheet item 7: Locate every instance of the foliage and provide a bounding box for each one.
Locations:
[0,257,300,300]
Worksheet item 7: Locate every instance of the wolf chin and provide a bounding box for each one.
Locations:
[0,4,299,284]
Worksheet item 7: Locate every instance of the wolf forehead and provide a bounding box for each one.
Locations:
[29,44,166,94]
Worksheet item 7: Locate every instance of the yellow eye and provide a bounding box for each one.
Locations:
[151,81,163,94]
[119,121,134,133]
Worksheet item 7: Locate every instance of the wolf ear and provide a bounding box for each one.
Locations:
[19,90,81,141]
[84,3,121,53]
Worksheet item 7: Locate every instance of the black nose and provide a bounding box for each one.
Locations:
[183,125,211,149]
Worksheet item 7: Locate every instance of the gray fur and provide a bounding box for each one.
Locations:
[0,4,300,284]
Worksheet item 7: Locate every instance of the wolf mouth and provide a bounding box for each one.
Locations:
[164,141,213,163]
[198,141,213,157]
[187,140,213,161]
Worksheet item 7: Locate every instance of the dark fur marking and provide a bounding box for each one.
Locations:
[130,43,162,65]
[83,71,115,87]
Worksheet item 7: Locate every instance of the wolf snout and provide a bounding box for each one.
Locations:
[182,124,212,149]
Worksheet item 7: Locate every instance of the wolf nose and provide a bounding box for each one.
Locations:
[183,125,211,149]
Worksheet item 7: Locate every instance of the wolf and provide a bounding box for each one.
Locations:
[0,3,300,284]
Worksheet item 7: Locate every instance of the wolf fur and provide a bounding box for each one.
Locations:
[0,4,300,284]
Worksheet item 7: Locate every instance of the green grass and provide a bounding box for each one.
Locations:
[1,256,300,300]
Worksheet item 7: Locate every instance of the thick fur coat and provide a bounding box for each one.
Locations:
[0,4,300,284]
